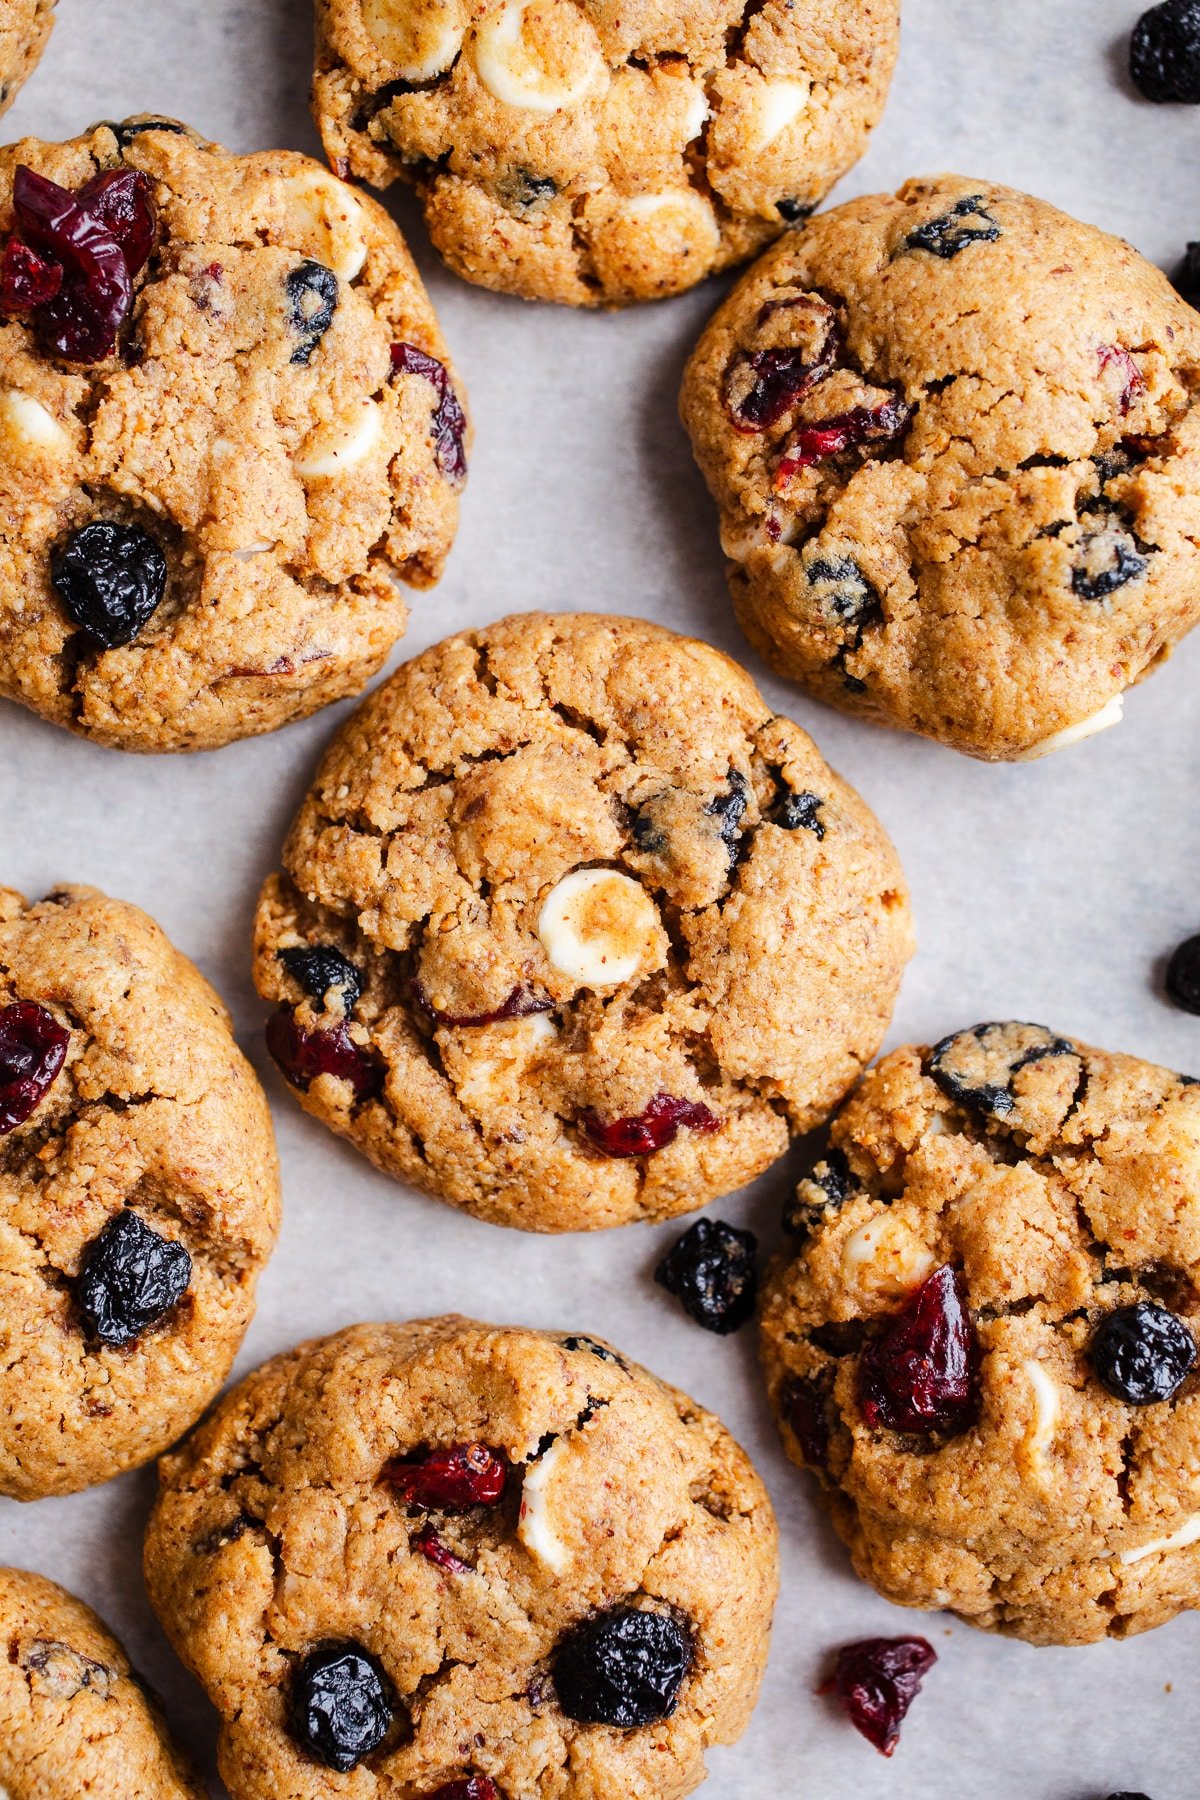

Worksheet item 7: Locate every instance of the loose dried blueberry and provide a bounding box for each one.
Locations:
[1131,0,1200,101]
[1071,527,1149,600]
[801,557,881,636]
[1176,241,1200,308]
[706,768,749,860]
[51,521,167,650]
[553,1607,693,1728]
[928,1021,1075,1120]
[391,341,467,483]
[277,944,363,1012]
[784,1148,852,1235]
[292,1644,393,1772]
[1091,1302,1196,1404]
[425,1780,500,1800]
[902,193,1000,259]
[411,1524,472,1573]
[777,788,825,837]
[0,1001,69,1135]
[820,1636,936,1756]
[786,1372,833,1468]
[655,1218,758,1335]
[1166,934,1200,1013]
[76,1212,191,1347]
[859,1266,979,1437]
[776,197,814,224]
[383,1443,507,1509]
[265,1006,383,1101]
[776,396,912,482]
[579,1092,721,1158]
[286,259,339,365]
[411,978,552,1028]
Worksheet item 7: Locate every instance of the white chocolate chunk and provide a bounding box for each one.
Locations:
[518,1437,573,1573]
[455,1013,557,1108]
[232,540,276,560]
[284,170,369,280]
[841,1215,934,1296]
[1022,1360,1059,1466]
[1120,1511,1200,1566]
[362,0,466,80]
[537,868,661,987]
[473,0,602,114]
[681,81,710,144]
[295,398,383,478]
[0,389,70,456]
[754,78,810,147]
[620,189,720,246]
[1016,694,1124,760]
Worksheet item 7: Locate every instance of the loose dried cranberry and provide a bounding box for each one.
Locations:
[424,1780,500,1800]
[775,397,912,485]
[412,1524,472,1573]
[859,1265,979,1437]
[384,1443,507,1510]
[819,1636,936,1756]
[723,309,838,433]
[411,978,552,1029]
[6,164,156,362]
[1099,344,1146,415]
[0,235,61,309]
[579,1092,721,1158]
[265,1006,383,1101]
[0,1001,69,1135]
[391,341,467,483]
[786,1374,832,1468]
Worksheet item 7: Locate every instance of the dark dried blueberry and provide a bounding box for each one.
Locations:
[292,1644,393,1772]
[819,1636,936,1756]
[776,197,814,224]
[0,1001,69,1135]
[1175,241,1200,308]
[859,1265,979,1437]
[1091,1302,1196,1405]
[50,521,167,650]
[783,1148,852,1235]
[655,1218,758,1335]
[391,341,467,483]
[553,1607,693,1728]
[706,768,749,859]
[424,1780,500,1800]
[928,1021,1075,1120]
[0,235,61,309]
[561,1335,625,1366]
[411,1524,472,1573]
[286,260,339,365]
[76,1212,191,1347]
[411,978,552,1029]
[1131,0,1200,101]
[630,809,668,855]
[1071,528,1150,600]
[801,557,881,635]
[383,1443,507,1509]
[107,118,190,147]
[1105,1793,1154,1798]
[277,944,363,1012]
[777,788,825,837]
[776,396,912,481]
[902,193,1000,259]
[579,1092,721,1158]
[266,1006,383,1101]
[503,169,558,211]
[786,1373,832,1468]
[1166,934,1200,1013]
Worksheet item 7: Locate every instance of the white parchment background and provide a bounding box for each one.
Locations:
[2,2,1199,1794]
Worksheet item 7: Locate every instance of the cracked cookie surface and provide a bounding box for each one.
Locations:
[0,117,466,752]
[760,1023,1200,1645]
[252,611,913,1231]
[0,0,53,117]
[0,1567,204,1799]
[311,0,899,306]
[681,174,1200,759]
[0,884,280,1498]
[144,1318,778,1800]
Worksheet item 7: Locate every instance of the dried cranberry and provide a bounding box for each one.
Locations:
[383,1443,507,1510]
[411,1524,472,1574]
[786,1374,832,1468]
[775,397,912,485]
[0,1002,69,1135]
[579,1092,721,1158]
[0,235,61,309]
[424,1780,500,1800]
[1167,934,1200,1013]
[723,309,838,433]
[265,1006,383,1101]
[6,164,156,362]
[1099,344,1146,415]
[76,170,157,273]
[819,1636,936,1756]
[859,1265,979,1437]
[411,978,552,1029]
[391,341,467,483]
[1131,0,1200,102]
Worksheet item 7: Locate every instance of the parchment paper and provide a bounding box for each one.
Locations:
[2,2,1199,1793]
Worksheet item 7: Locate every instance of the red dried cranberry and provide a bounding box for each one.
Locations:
[391,341,467,483]
[265,1006,382,1102]
[786,1374,832,1469]
[819,1636,936,1756]
[775,396,912,485]
[579,1092,721,1158]
[0,235,61,309]
[859,1265,979,1437]
[77,169,157,273]
[383,1443,507,1510]
[1099,344,1146,415]
[0,1001,69,1135]
[411,1524,472,1573]
[424,1780,500,1800]
[411,978,552,1029]
[723,305,839,433]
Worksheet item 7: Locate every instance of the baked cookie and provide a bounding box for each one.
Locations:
[0,117,466,753]
[681,174,1200,760]
[760,1022,1200,1645]
[0,0,53,117]
[0,884,280,1498]
[311,0,900,306]
[144,1318,778,1799]
[252,611,913,1231]
[0,1567,204,1799]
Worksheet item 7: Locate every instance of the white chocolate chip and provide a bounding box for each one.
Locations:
[0,389,71,456]
[295,398,384,479]
[681,81,710,144]
[362,0,466,79]
[754,78,811,148]
[232,540,276,560]
[1022,1360,1060,1467]
[455,1013,557,1108]
[842,1216,935,1296]
[537,868,662,988]
[473,0,603,114]
[1016,694,1124,760]
[518,1437,573,1573]
[284,170,369,280]
[620,189,720,245]
[1120,1512,1200,1566]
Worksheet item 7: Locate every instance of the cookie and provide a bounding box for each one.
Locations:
[0,1567,204,1799]
[311,0,899,306]
[681,174,1200,760]
[760,1022,1200,1645]
[0,117,466,753]
[252,611,913,1231]
[144,1317,778,1799]
[0,884,280,1498]
[0,0,53,116]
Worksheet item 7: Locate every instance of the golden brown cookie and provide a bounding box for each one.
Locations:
[0,0,53,117]
[0,1567,204,1799]
[144,1318,778,1799]
[681,174,1200,759]
[0,884,280,1498]
[252,611,913,1231]
[760,1022,1200,1645]
[0,117,466,752]
[312,0,900,306]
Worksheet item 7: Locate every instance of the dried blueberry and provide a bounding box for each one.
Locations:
[1131,0,1200,101]
[928,1022,1075,1120]
[654,1218,758,1335]
[706,768,749,860]
[291,1644,393,1772]
[820,1636,936,1756]
[503,169,558,212]
[553,1607,693,1728]
[777,788,825,837]
[786,1373,833,1468]
[561,1335,625,1367]
[107,118,189,147]
[383,1443,507,1509]
[277,944,363,1012]
[630,809,668,855]
[859,1266,979,1437]
[391,341,467,483]
[776,396,912,481]
[1175,241,1200,308]
[0,1001,69,1135]
[801,557,881,636]
[784,1149,852,1235]
[1091,1302,1196,1405]
[265,1006,383,1101]
[51,521,167,650]
[902,193,1000,259]
[1071,528,1149,600]
[1166,934,1200,1013]
[579,1093,721,1158]
[76,1212,191,1347]
[776,197,814,224]
[285,260,339,365]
